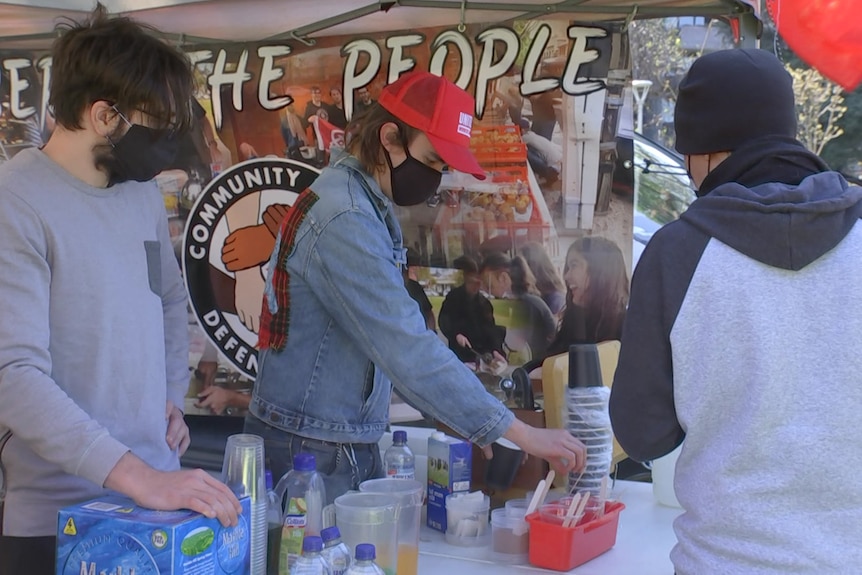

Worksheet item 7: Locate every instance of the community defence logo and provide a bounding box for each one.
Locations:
[183,158,320,379]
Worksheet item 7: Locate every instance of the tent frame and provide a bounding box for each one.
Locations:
[0,0,758,49]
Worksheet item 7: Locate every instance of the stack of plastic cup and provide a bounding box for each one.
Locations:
[565,345,613,499]
[222,433,267,575]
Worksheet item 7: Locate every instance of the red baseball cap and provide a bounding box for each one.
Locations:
[378,70,486,180]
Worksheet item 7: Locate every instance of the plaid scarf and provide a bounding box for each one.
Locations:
[257,188,320,351]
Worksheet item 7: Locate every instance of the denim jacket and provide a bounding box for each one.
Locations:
[250,151,514,445]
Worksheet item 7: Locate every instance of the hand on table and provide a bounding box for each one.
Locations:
[196,360,218,388]
[106,453,242,527]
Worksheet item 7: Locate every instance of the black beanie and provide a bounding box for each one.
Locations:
[674,49,797,155]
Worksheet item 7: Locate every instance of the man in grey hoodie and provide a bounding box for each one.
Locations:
[0,7,241,574]
[610,49,862,574]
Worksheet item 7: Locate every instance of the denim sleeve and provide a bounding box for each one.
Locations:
[302,209,514,446]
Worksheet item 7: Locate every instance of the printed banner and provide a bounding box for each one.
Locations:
[0,19,634,417]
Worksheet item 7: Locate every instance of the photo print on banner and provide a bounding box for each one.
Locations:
[0,18,635,413]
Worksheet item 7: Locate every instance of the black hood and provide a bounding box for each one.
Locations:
[682,137,862,271]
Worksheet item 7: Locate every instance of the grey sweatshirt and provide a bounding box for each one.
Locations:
[610,168,862,574]
[0,148,189,536]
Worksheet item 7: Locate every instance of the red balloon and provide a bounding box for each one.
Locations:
[767,0,862,91]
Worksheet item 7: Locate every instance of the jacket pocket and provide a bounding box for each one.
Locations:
[361,361,375,404]
[144,240,162,296]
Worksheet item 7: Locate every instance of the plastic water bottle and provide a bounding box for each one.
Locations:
[320,526,352,575]
[384,430,415,479]
[275,453,327,575]
[345,544,385,575]
[565,344,613,499]
[265,470,282,575]
[291,536,332,575]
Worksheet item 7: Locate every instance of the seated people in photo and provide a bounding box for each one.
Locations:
[519,119,562,185]
[547,236,629,356]
[281,103,308,160]
[519,241,567,315]
[438,255,505,363]
[491,66,524,125]
[403,249,436,331]
[480,252,556,362]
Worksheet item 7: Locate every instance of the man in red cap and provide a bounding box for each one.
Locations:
[245,71,585,500]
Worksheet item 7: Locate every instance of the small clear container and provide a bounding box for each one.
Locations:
[445,492,490,547]
[490,508,529,564]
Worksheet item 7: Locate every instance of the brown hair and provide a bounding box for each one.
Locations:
[519,241,566,296]
[49,4,193,134]
[548,237,629,352]
[346,103,419,175]
[480,252,540,297]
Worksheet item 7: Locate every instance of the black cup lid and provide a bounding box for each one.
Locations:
[567,344,604,388]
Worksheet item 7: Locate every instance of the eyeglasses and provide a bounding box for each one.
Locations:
[111,105,179,139]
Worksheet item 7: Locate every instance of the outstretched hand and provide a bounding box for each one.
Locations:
[501,419,586,478]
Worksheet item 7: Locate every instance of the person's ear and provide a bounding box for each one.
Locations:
[89,100,121,138]
[378,122,404,154]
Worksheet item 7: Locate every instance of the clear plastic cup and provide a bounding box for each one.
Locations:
[221,433,266,575]
[445,492,490,547]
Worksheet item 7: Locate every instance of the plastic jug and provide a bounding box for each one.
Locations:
[358,478,424,575]
[333,492,399,575]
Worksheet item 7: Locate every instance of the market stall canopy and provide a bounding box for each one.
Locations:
[0,0,758,49]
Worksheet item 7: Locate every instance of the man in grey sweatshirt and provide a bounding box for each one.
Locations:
[0,7,241,574]
[610,50,862,573]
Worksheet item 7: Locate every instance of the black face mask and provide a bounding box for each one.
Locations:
[106,115,179,184]
[384,144,442,207]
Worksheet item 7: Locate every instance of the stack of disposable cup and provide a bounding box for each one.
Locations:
[564,345,613,499]
[222,433,267,575]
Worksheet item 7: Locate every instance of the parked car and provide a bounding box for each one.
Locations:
[631,132,696,266]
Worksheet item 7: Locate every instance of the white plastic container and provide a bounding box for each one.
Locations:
[445,491,490,547]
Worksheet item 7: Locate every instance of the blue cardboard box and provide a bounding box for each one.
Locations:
[56,495,251,575]
[426,431,472,532]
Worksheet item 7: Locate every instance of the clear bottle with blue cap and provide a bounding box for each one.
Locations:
[384,430,415,479]
[345,544,385,575]
[275,453,326,575]
[291,536,332,575]
[320,525,352,575]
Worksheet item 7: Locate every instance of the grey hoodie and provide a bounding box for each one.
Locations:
[610,156,862,574]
